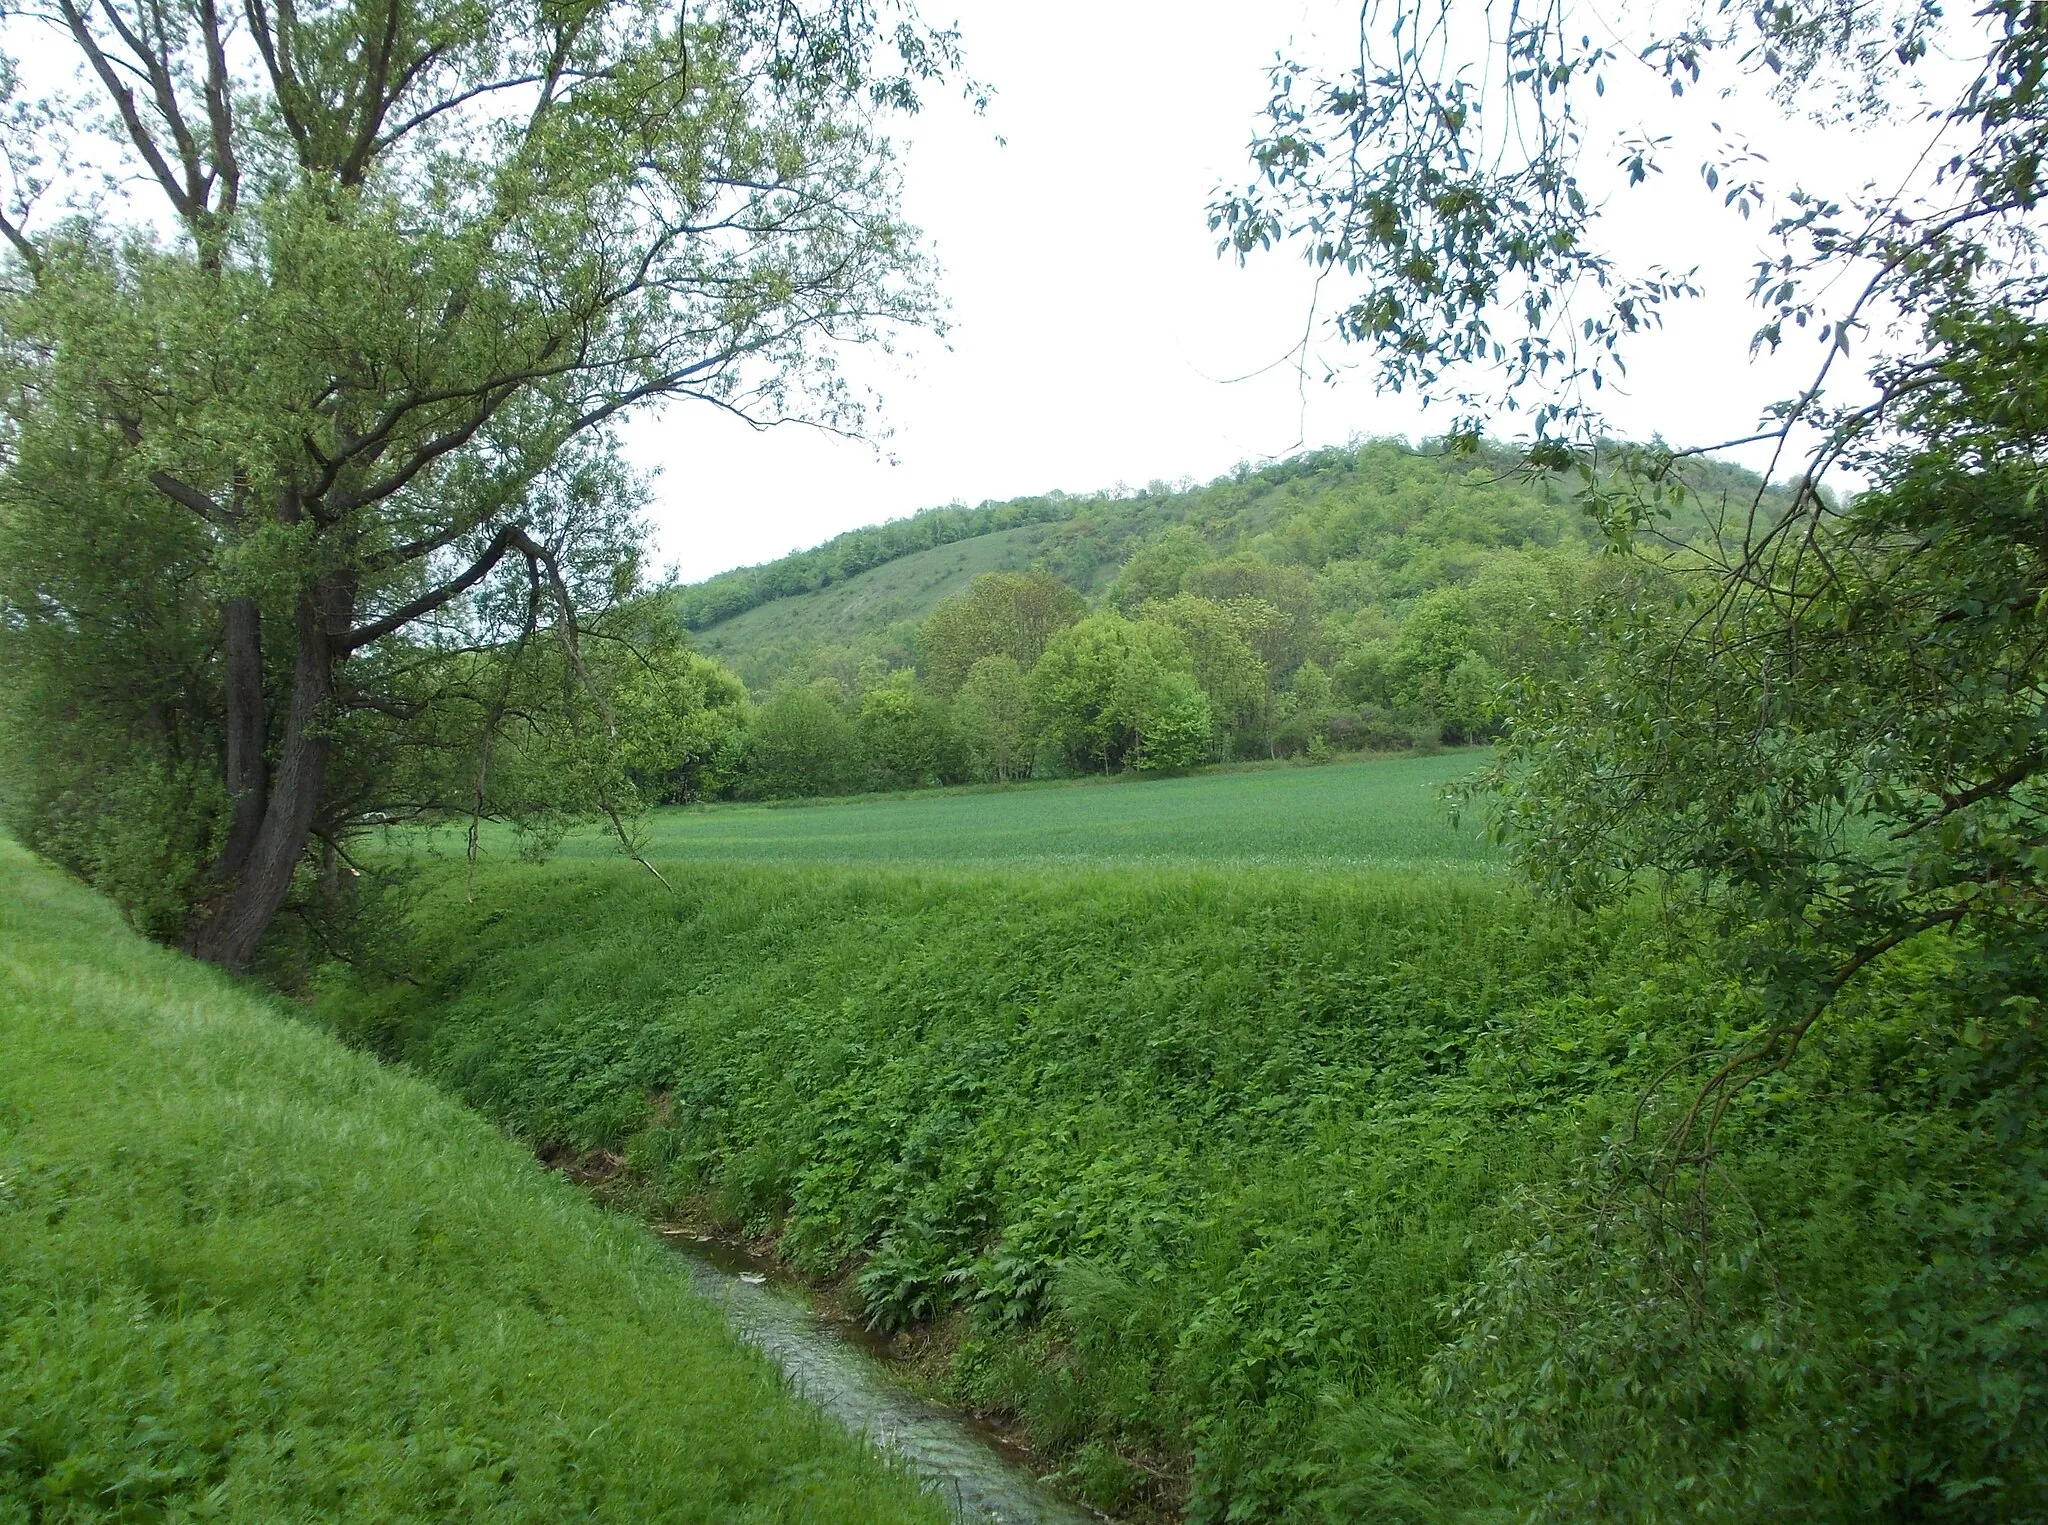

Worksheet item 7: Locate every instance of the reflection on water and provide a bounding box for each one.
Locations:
[662,1231,1101,1525]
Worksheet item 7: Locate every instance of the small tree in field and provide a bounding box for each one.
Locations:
[0,0,964,967]
[746,683,852,798]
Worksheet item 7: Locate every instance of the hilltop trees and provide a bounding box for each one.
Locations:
[0,0,961,965]
[705,478,1582,802]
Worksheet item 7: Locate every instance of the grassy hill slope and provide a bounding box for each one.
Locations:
[0,839,945,1525]
[694,520,1070,689]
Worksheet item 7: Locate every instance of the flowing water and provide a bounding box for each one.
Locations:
[662,1231,1102,1525]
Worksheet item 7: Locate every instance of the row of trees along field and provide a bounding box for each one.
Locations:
[733,542,1546,797]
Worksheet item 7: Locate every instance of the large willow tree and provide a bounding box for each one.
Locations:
[1218,0,2048,1132]
[0,0,958,967]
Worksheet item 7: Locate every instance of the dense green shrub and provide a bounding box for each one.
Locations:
[743,684,854,797]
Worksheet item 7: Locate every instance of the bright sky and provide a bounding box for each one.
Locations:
[635,0,1940,583]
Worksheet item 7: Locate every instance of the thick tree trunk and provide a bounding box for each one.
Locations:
[186,577,350,971]
[214,595,268,883]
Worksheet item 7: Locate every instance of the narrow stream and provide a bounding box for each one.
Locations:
[662,1232,1102,1525]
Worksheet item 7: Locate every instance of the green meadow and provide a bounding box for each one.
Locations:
[0,840,946,1525]
[533,751,1493,873]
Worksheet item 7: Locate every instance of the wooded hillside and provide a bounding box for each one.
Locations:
[650,440,1773,797]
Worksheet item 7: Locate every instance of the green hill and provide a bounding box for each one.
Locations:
[678,440,1763,694]
[693,518,1072,688]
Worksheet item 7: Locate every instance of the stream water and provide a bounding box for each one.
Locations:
[661,1231,1102,1525]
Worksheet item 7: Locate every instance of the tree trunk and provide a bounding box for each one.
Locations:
[214,595,268,883]
[186,577,350,971]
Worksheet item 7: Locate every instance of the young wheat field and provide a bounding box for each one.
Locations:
[530,751,1495,873]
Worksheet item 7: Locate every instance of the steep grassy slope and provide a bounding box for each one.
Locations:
[0,839,945,1525]
[694,520,1069,689]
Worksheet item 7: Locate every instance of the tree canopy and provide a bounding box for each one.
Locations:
[0,0,963,966]
[1219,0,2048,1064]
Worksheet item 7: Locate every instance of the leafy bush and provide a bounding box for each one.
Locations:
[743,684,853,797]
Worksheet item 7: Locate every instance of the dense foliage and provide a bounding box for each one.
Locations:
[689,439,1658,691]
[1482,314,2048,1149]
[1217,0,2048,1026]
[1214,5,2048,1518]
[326,824,2046,1520]
[0,840,946,1524]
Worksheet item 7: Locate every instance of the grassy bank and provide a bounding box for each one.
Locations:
[332,859,1567,1515]
[330,831,2048,1521]
[0,840,946,1524]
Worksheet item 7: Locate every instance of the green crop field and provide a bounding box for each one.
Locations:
[536,750,1495,872]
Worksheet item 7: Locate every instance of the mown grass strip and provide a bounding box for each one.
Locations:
[0,839,947,1525]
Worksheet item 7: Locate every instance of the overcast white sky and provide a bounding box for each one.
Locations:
[4,0,1962,583]
[620,2,1949,581]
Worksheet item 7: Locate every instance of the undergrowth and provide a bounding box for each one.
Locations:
[325,857,2048,1520]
